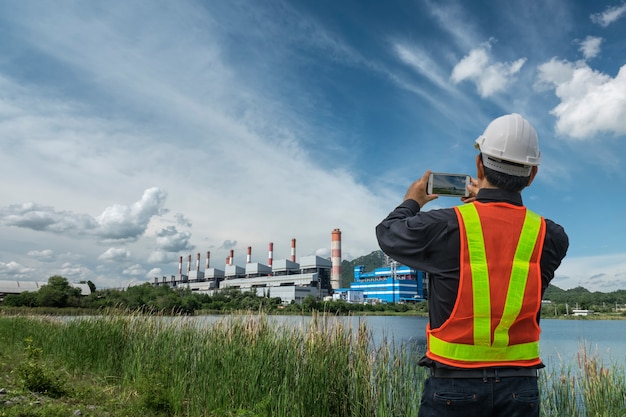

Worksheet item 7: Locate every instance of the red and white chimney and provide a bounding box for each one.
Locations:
[247,246,252,264]
[268,242,273,267]
[290,238,296,263]
[178,256,183,276]
[229,249,235,266]
[196,253,200,272]
[205,251,211,270]
[187,254,191,274]
[331,229,342,290]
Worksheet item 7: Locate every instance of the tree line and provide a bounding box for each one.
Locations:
[1,276,429,315]
[3,275,625,316]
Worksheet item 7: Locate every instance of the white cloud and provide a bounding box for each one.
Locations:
[0,188,167,242]
[96,187,167,240]
[56,262,88,280]
[123,264,146,276]
[579,36,603,60]
[146,267,162,279]
[155,226,193,253]
[27,249,56,262]
[0,261,35,278]
[394,43,454,93]
[536,59,626,139]
[98,247,131,262]
[554,253,626,292]
[590,3,626,27]
[450,44,526,97]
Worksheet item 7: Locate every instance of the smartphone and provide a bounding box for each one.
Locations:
[427,172,471,197]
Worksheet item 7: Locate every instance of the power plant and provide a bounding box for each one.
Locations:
[153,228,428,305]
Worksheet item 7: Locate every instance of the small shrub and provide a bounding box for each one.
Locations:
[16,337,66,398]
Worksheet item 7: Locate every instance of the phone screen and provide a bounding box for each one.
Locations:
[428,173,470,197]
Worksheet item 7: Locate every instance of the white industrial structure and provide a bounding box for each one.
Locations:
[0,280,92,299]
[153,229,343,304]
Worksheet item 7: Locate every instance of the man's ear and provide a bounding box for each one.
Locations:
[526,166,538,187]
[476,154,485,180]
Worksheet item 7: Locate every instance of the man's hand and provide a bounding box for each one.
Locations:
[460,176,479,203]
[404,170,439,207]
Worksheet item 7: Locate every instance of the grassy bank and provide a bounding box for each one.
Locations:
[0,313,624,417]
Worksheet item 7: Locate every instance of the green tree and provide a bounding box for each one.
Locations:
[37,276,82,308]
[3,291,39,307]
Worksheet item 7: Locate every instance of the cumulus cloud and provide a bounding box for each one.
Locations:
[96,187,168,240]
[536,59,626,139]
[0,203,96,234]
[591,3,626,27]
[56,262,87,280]
[146,267,162,279]
[554,253,626,292]
[579,36,602,60]
[27,249,57,262]
[123,264,146,276]
[0,261,35,278]
[155,226,193,252]
[450,43,526,97]
[98,247,131,262]
[0,187,167,241]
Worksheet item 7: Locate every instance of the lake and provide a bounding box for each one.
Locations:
[194,315,626,369]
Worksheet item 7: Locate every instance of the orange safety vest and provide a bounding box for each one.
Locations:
[426,202,546,368]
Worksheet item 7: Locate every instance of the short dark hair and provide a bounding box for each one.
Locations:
[481,154,531,192]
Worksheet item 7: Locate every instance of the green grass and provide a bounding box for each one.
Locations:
[0,313,624,416]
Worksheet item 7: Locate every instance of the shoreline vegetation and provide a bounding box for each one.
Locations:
[3,275,626,319]
[2,305,626,320]
[1,312,625,417]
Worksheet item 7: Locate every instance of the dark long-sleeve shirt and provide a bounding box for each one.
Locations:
[376,188,569,338]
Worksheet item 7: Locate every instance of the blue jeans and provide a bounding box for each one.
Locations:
[418,376,540,417]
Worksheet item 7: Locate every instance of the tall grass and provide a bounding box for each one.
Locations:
[541,345,626,417]
[0,313,426,416]
[0,313,623,416]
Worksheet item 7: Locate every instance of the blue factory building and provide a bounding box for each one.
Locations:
[348,263,428,303]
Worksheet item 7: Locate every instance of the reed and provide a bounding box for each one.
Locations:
[0,314,623,417]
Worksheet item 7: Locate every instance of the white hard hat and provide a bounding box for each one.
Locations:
[474,113,540,177]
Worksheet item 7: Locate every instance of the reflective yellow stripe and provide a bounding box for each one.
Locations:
[433,205,541,362]
[493,210,542,348]
[457,204,491,346]
[430,334,539,362]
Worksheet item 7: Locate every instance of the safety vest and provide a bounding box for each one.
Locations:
[426,202,546,368]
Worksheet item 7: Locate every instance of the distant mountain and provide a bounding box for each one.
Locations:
[340,250,386,287]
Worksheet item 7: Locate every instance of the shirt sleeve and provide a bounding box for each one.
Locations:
[540,219,569,288]
[375,199,456,272]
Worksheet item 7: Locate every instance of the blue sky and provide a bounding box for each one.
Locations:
[1,0,625,291]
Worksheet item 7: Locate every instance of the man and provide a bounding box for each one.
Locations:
[375,113,569,417]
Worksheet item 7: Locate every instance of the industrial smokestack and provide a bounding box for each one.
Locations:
[290,238,296,262]
[229,249,234,266]
[187,254,191,274]
[178,256,183,276]
[268,242,273,266]
[196,253,200,272]
[205,251,211,270]
[331,229,342,290]
[247,246,252,264]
